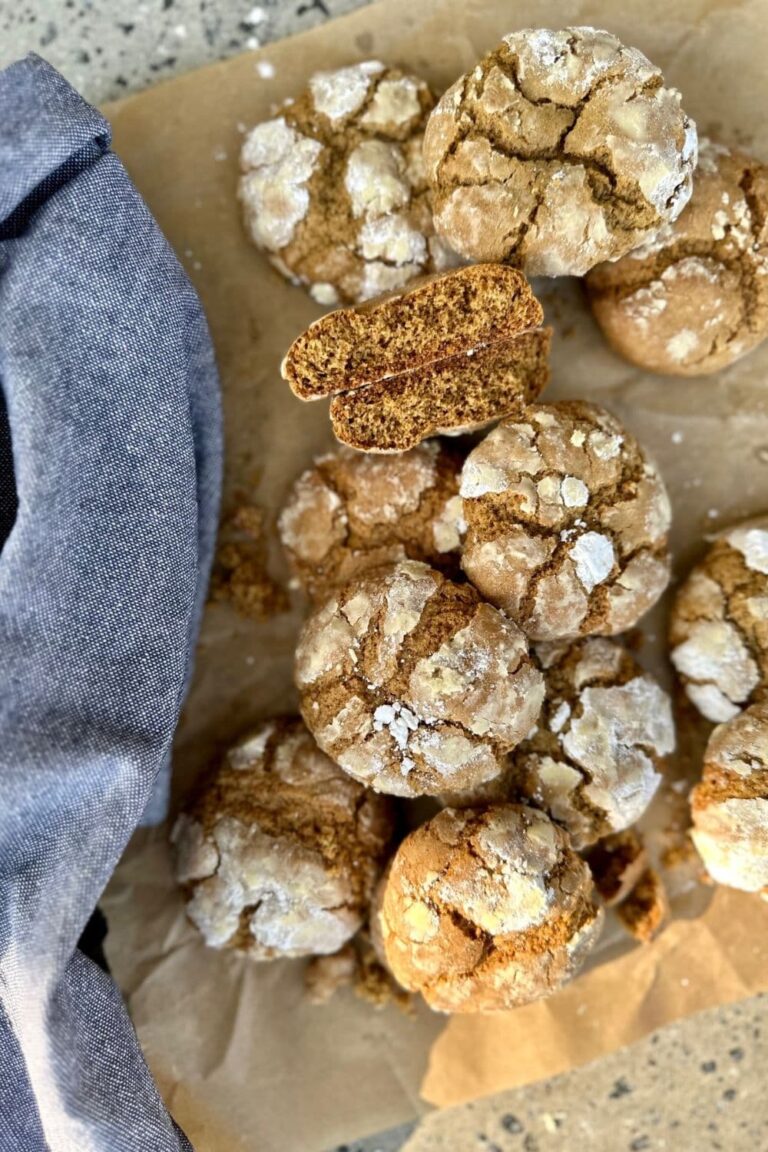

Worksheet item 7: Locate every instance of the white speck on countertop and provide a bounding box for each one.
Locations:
[671,431,684,445]
[172,24,187,39]
[256,59,276,78]
[245,5,268,24]
[245,35,261,50]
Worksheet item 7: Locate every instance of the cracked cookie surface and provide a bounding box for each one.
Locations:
[460,401,672,641]
[670,518,768,723]
[446,638,673,849]
[278,441,465,603]
[690,701,768,891]
[512,639,673,848]
[238,61,459,305]
[171,718,394,958]
[376,804,603,1012]
[587,140,768,375]
[295,559,545,797]
[423,26,697,277]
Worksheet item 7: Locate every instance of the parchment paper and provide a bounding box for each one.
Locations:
[100,1,768,1148]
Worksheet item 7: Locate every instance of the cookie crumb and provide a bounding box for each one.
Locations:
[586,829,648,906]
[305,944,357,1004]
[210,504,290,620]
[615,867,668,942]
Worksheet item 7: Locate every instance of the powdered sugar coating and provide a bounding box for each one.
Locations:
[587,140,768,376]
[424,26,696,277]
[278,442,465,602]
[171,719,392,958]
[239,118,323,251]
[296,560,544,797]
[376,805,603,1012]
[239,63,459,304]
[513,639,673,847]
[691,702,768,891]
[460,402,671,641]
[671,517,768,722]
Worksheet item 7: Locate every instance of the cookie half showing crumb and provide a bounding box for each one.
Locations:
[378,805,604,1013]
[460,401,672,640]
[670,517,768,723]
[171,718,394,959]
[278,440,465,602]
[330,328,551,453]
[295,559,545,797]
[282,263,545,398]
[586,139,768,376]
[690,701,768,892]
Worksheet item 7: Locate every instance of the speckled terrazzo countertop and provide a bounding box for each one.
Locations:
[3,4,768,1151]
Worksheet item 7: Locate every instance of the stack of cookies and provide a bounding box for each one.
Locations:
[172,25,768,1016]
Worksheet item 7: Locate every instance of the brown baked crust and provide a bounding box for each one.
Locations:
[669,518,768,724]
[171,717,394,958]
[440,638,673,848]
[378,804,603,1012]
[460,401,671,641]
[278,441,465,602]
[238,63,459,305]
[690,701,768,891]
[423,28,696,276]
[586,141,768,376]
[295,560,545,797]
[507,638,672,847]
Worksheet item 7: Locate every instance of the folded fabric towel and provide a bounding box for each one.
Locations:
[0,54,222,1150]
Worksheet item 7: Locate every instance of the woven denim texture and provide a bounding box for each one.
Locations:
[0,54,222,1150]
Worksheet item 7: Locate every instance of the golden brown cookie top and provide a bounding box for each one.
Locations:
[376,804,603,1012]
[278,441,465,602]
[238,62,458,305]
[690,701,768,892]
[670,517,768,723]
[586,140,768,375]
[423,27,697,276]
[171,717,393,958]
[460,401,671,641]
[295,559,545,797]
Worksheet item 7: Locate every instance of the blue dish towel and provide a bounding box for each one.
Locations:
[0,55,222,1150]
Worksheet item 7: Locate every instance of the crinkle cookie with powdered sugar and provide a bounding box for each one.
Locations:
[587,139,768,375]
[460,401,672,642]
[295,559,545,798]
[238,61,460,305]
[507,638,673,847]
[278,441,465,603]
[443,638,675,849]
[375,805,603,1013]
[670,517,768,723]
[691,701,768,891]
[423,26,697,276]
[171,718,394,959]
